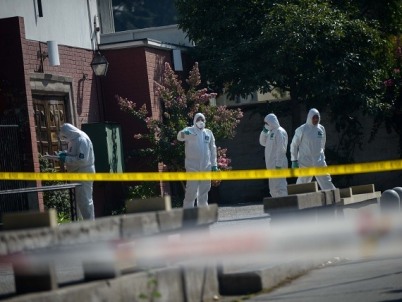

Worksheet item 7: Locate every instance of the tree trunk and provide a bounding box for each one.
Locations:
[290,82,302,135]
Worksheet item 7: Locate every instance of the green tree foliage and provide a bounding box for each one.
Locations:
[176,0,389,128]
[259,1,388,125]
[175,0,269,97]
[39,156,71,222]
[371,37,402,154]
[176,0,402,162]
[116,62,243,172]
[331,0,402,34]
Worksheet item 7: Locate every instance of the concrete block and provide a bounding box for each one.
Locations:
[380,189,400,213]
[287,182,318,195]
[180,263,220,302]
[340,192,381,205]
[153,266,186,302]
[5,271,158,302]
[13,262,58,294]
[157,208,184,232]
[351,184,375,194]
[182,204,219,228]
[120,212,159,239]
[263,195,297,211]
[2,209,58,230]
[393,187,402,202]
[83,260,121,281]
[218,258,325,295]
[110,271,154,302]
[264,193,327,223]
[321,189,341,205]
[57,216,120,246]
[126,196,172,213]
[339,188,352,198]
[0,227,57,255]
[292,192,325,209]
[263,192,324,213]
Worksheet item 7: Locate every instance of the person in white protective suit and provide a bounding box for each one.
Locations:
[290,108,336,190]
[177,113,218,208]
[58,123,95,220]
[259,113,289,197]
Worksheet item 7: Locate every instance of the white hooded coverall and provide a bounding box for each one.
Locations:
[259,114,288,197]
[290,108,335,190]
[177,113,217,208]
[59,123,95,220]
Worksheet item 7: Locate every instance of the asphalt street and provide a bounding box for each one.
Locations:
[248,256,402,302]
[215,204,402,302]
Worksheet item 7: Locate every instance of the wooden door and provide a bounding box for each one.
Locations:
[33,96,67,168]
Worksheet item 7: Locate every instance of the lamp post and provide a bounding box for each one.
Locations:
[90,51,109,76]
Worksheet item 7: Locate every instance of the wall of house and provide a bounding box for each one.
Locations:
[0,17,31,169]
[100,46,183,173]
[94,46,194,213]
[0,16,100,212]
[0,0,98,50]
[215,102,401,204]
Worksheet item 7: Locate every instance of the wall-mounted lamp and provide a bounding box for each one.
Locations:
[91,51,109,76]
[37,41,60,70]
[47,41,60,66]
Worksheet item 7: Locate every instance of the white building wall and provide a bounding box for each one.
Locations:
[0,0,98,50]
[101,24,193,47]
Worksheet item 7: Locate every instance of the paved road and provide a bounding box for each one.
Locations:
[248,256,402,302]
[215,204,402,302]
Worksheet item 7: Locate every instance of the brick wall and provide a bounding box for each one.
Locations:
[0,16,99,211]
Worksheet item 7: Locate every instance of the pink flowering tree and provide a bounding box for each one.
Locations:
[211,147,232,187]
[116,62,243,174]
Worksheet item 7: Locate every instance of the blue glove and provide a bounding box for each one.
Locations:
[291,161,299,168]
[211,166,219,171]
[183,129,191,135]
[275,166,281,169]
[262,124,269,133]
[58,152,67,163]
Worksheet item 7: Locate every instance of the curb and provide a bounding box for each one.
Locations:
[218,258,335,296]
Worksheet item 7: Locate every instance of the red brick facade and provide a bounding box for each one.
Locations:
[0,17,98,212]
[1,16,193,214]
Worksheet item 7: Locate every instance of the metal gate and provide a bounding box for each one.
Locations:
[0,125,28,215]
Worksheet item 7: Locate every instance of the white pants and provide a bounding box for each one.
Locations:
[296,175,335,190]
[269,178,288,197]
[76,181,95,220]
[183,180,211,208]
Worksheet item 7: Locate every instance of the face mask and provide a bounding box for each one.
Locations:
[196,121,205,129]
[265,124,274,131]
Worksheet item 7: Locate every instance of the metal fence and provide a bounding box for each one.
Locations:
[0,125,28,216]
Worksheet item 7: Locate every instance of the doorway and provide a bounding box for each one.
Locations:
[33,96,68,169]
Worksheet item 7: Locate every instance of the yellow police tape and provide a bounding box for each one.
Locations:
[1,159,401,182]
